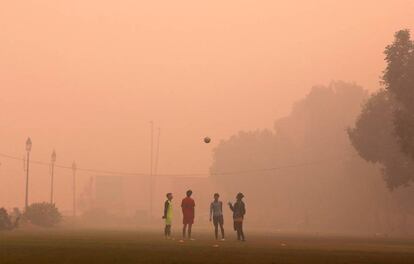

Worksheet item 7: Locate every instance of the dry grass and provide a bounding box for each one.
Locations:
[1,229,414,264]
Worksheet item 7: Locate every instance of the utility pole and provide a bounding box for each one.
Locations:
[25,137,32,210]
[149,121,154,221]
[154,127,161,175]
[50,150,56,204]
[72,161,77,217]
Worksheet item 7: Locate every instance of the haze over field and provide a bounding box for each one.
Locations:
[1,1,414,235]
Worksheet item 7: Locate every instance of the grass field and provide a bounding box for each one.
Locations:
[1,229,414,264]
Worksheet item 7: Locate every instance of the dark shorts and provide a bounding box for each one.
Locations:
[213,215,224,226]
[233,220,243,231]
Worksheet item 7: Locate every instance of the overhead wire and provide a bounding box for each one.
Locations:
[0,151,361,178]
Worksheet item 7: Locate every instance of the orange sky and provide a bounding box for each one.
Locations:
[1,1,413,209]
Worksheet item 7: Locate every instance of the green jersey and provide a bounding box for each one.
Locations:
[164,200,173,225]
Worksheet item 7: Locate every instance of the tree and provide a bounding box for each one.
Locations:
[348,90,414,189]
[210,129,293,225]
[348,29,414,189]
[383,29,414,158]
[210,81,372,230]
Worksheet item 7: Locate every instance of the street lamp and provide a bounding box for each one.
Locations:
[50,150,56,204]
[25,137,32,210]
[72,161,77,217]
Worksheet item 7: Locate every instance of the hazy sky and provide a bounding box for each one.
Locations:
[1,1,413,208]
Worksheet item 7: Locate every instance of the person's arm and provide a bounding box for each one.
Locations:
[228,202,234,212]
[209,203,213,221]
[163,201,168,219]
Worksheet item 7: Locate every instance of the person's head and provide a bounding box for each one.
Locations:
[166,193,173,200]
[186,190,193,197]
[213,193,220,201]
[236,192,244,201]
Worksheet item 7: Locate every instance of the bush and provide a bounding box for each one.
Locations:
[0,208,13,230]
[24,203,62,227]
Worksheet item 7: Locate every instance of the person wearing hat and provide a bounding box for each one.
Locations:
[228,192,246,241]
[210,193,225,240]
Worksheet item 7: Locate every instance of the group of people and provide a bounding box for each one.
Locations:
[162,190,246,241]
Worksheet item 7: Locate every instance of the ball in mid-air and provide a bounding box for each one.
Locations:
[204,137,211,144]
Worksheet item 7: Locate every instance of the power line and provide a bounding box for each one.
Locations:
[0,151,361,178]
[0,152,146,176]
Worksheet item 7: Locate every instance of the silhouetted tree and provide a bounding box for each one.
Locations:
[348,90,414,189]
[210,81,372,230]
[383,29,414,158]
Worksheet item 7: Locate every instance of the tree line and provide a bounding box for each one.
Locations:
[210,29,414,234]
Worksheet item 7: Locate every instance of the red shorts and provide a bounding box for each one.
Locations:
[183,217,194,225]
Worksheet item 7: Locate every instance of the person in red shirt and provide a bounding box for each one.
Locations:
[181,190,195,239]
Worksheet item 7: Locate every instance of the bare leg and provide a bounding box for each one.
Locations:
[240,223,245,241]
[236,228,241,240]
[219,223,225,239]
[188,223,192,238]
[183,224,187,238]
[214,223,219,240]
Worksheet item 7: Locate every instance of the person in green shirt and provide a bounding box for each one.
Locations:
[162,193,173,238]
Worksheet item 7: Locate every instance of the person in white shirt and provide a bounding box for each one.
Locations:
[209,193,225,240]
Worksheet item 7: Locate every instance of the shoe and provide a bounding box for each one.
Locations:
[189,238,196,241]
[221,238,226,241]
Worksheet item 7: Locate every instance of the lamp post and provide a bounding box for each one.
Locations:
[72,161,77,217]
[25,137,32,210]
[50,150,56,204]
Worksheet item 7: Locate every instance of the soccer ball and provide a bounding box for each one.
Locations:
[204,137,211,143]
